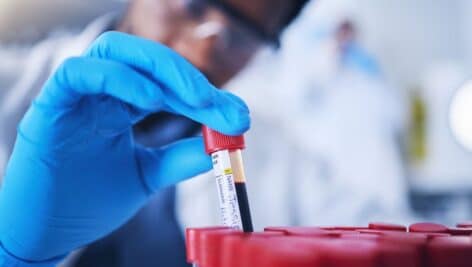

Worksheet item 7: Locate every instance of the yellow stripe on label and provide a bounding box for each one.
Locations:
[224,168,233,175]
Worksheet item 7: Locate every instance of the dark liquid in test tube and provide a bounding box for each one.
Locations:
[235,182,253,232]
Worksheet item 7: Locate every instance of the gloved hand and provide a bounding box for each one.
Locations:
[0,32,250,264]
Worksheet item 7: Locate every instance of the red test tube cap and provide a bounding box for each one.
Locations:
[264,226,335,237]
[323,239,377,267]
[221,232,285,267]
[447,227,472,236]
[199,229,242,267]
[185,227,229,264]
[202,126,245,154]
[369,222,407,232]
[260,245,322,267]
[427,236,472,267]
[457,221,472,228]
[375,241,420,267]
[321,226,368,231]
[409,223,449,234]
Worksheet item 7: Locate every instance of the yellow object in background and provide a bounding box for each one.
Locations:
[408,92,427,164]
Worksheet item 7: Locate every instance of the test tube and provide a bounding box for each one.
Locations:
[202,126,254,232]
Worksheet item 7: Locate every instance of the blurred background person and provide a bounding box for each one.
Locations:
[277,3,411,225]
[251,0,472,226]
[0,0,310,266]
[285,0,472,225]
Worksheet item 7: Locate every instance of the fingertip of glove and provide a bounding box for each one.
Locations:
[212,112,251,137]
[219,90,250,114]
[218,92,251,136]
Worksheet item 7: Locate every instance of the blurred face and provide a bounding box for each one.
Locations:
[119,0,294,86]
[336,21,356,52]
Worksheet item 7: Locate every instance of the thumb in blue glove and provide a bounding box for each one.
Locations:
[0,31,250,263]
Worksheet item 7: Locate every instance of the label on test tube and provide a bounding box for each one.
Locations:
[212,150,243,229]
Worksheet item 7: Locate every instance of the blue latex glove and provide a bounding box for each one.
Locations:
[0,31,250,265]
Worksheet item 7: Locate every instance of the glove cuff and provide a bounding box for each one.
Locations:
[0,244,63,267]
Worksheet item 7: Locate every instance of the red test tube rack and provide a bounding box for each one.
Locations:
[186,221,472,267]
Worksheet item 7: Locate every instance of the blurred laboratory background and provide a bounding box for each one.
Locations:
[1,0,471,226]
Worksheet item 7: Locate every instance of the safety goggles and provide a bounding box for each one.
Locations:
[182,0,281,49]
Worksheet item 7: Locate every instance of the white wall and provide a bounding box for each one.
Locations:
[310,0,469,89]
[462,0,472,69]
[371,1,463,86]
[0,0,124,43]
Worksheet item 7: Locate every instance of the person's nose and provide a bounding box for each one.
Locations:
[193,21,225,42]
[173,24,221,77]
[190,20,228,62]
